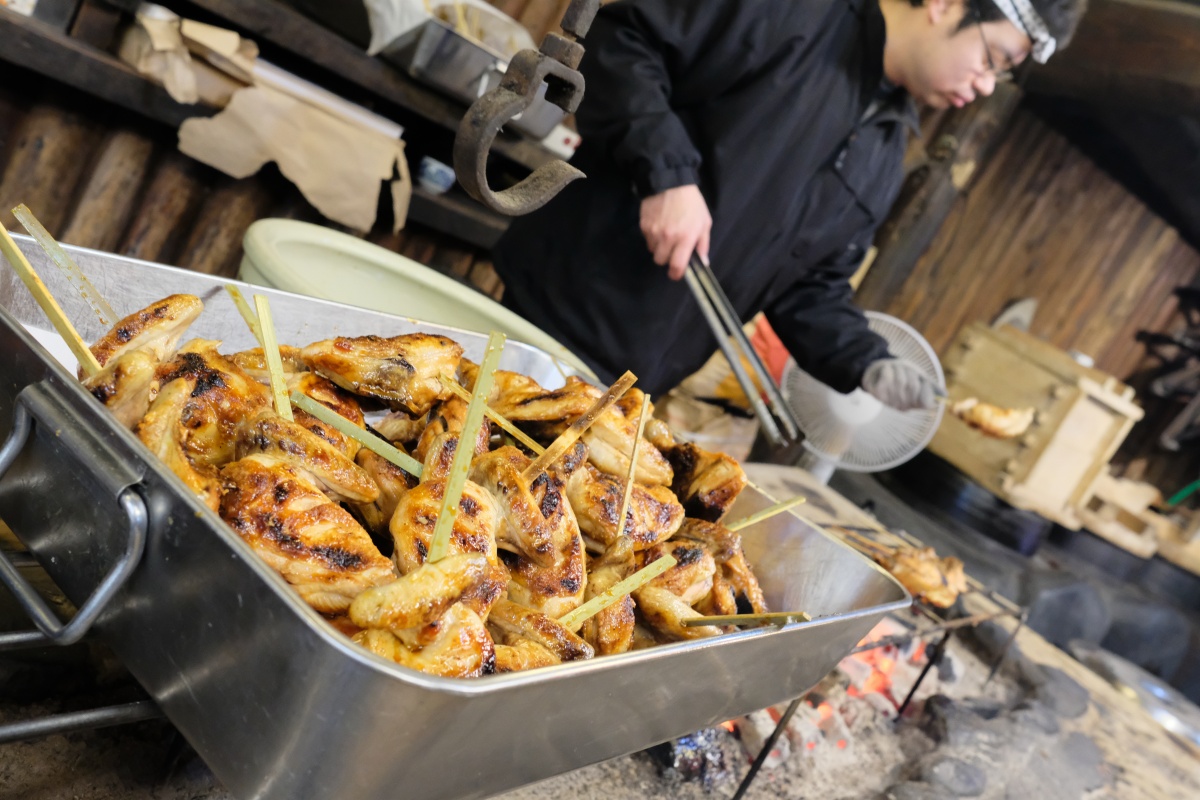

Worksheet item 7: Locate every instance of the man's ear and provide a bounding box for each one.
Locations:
[926,0,955,25]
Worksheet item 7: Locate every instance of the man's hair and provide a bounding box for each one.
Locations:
[907,0,1089,51]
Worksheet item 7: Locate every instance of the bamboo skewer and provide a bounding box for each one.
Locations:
[13,204,117,328]
[614,394,651,538]
[682,611,811,628]
[725,495,808,532]
[225,284,263,345]
[290,392,424,478]
[521,371,636,482]
[557,553,677,632]
[439,374,545,455]
[253,295,293,422]
[833,525,894,556]
[427,332,506,563]
[0,223,103,377]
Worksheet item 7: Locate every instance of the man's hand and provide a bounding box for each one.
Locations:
[640,185,712,280]
[861,358,941,411]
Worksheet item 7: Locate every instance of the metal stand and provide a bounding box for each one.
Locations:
[730,695,804,800]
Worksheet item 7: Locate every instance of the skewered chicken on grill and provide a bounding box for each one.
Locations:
[374,409,427,446]
[229,345,307,382]
[633,585,722,640]
[578,538,636,656]
[875,546,967,608]
[220,454,397,614]
[950,397,1035,440]
[301,333,462,415]
[674,519,768,614]
[87,293,203,371]
[353,602,494,678]
[487,598,593,670]
[566,464,683,552]
[415,396,491,466]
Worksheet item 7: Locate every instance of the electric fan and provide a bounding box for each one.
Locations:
[780,311,945,483]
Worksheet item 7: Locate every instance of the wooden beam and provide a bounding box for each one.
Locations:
[174,0,556,171]
[856,84,1023,313]
[1026,0,1200,116]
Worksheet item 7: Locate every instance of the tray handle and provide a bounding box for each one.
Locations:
[0,386,148,650]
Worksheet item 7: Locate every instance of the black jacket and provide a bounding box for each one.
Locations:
[493,0,917,396]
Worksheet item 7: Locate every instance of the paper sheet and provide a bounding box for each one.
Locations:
[179,85,411,233]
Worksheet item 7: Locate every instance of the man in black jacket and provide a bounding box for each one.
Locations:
[492,0,1087,407]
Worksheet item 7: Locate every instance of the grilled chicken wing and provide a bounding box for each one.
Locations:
[87,294,203,372]
[374,409,427,446]
[632,585,722,641]
[353,603,494,678]
[487,599,593,663]
[579,539,636,656]
[470,447,558,566]
[389,479,501,575]
[301,333,462,415]
[658,440,747,522]
[234,408,378,504]
[494,639,561,672]
[229,345,307,382]
[582,408,673,487]
[288,372,367,459]
[350,448,417,538]
[349,553,488,631]
[640,539,717,606]
[135,378,222,510]
[566,464,684,552]
[876,546,967,609]
[83,348,160,429]
[415,397,491,465]
[675,519,768,614]
[220,454,397,613]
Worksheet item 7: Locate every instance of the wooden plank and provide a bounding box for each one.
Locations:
[1026,0,1200,116]
[177,0,555,170]
[119,150,209,263]
[60,128,157,251]
[175,176,274,276]
[0,8,213,129]
[0,101,98,233]
[408,188,508,249]
[69,0,124,52]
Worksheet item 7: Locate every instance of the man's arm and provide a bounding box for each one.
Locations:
[763,239,891,395]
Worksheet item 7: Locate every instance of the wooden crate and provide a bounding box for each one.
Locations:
[930,323,1143,529]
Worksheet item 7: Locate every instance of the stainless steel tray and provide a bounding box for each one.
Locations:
[0,238,909,800]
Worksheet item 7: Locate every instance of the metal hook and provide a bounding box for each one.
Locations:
[453,1,601,216]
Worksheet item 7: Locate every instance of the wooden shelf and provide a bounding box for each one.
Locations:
[0,7,510,249]
[176,0,557,172]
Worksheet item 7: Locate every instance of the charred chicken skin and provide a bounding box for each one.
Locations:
[566,465,683,552]
[86,293,203,372]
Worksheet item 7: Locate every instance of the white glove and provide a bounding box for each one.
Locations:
[861,358,940,411]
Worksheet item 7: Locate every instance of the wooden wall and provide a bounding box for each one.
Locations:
[865,106,1200,491]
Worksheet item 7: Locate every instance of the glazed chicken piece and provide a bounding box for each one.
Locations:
[415,397,491,466]
[301,333,463,415]
[579,539,636,656]
[288,372,368,460]
[876,546,967,609]
[950,398,1035,440]
[233,408,379,504]
[134,340,270,509]
[220,454,397,614]
[674,519,768,614]
[582,410,674,488]
[350,448,417,538]
[487,598,593,671]
[640,539,717,606]
[632,585,722,641]
[353,604,494,678]
[566,464,684,552]
[86,293,203,372]
[475,370,598,440]
[493,638,561,672]
[83,348,160,429]
[374,409,427,447]
[229,345,307,382]
[471,447,588,619]
[656,437,747,522]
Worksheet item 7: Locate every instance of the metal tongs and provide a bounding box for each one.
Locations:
[683,253,802,448]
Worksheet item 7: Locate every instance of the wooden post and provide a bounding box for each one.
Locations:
[61,129,156,252]
[119,151,208,264]
[855,84,1023,313]
[0,102,98,233]
[176,176,274,277]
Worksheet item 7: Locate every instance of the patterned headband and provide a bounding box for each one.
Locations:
[989,0,1057,63]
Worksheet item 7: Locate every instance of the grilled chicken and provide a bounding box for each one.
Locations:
[470,447,558,566]
[288,372,367,459]
[474,370,598,440]
[632,585,721,641]
[229,345,307,382]
[349,552,488,631]
[415,397,491,466]
[135,378,223,510]
[579,539,636,656]
[353,604,494,678]
[350,448,417,538]
[234,408,379,504]
[675,519,768,614]
[566,464,683,552]
[83,348,160,429]
[582,408,674,487]
[374,409,427,446]
[950,397,1035,440]
[487,599,593,664]
[876,546,967,608]
[301,333,462,415]
[658,439,747,522]
[220,454,397,614]
[640,539,717,606]
[389,478,502,575]
[87,293,203,373]
[494,639,561,672]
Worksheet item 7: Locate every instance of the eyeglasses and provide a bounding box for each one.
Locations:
[972,8,1015,83]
